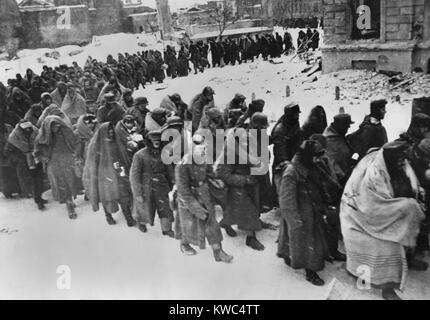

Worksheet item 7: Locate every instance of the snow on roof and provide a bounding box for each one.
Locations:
[128,11,157,17]
[18,0,53,7]
[190,26,273,40]
[19,4,86,11]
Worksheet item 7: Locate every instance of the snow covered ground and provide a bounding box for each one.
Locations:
[1,32,430,300]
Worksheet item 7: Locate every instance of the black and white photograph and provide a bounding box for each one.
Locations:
[0,0,429,303]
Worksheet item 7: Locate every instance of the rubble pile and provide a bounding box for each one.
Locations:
[295,67,430,106]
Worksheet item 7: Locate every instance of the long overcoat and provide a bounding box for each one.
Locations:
[129,146,174,225]
[277,155,330,272]
[175,154,223,249]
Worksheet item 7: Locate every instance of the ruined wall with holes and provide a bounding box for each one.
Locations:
[20,6,92,49]
[322,0,430,73]
[16,0,154,49]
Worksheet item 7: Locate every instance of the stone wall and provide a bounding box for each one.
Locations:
[128,12,159,33]
[18,0,132,48]
[268,0,323,19]
[20,5,92,48]
[176,10,213,27]
[89,0,124,36]
[322,0,430,73]
[323,0,426,44]
[0,0,22,49]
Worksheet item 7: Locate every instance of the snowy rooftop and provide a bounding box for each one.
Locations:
[190,26,273,40]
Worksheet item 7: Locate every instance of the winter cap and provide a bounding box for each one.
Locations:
[333,113,354,125]
[250,112,269,129]
[206,108,223,121]
[249,99,265,113]
[41,92,52,100]
[170,93,182,103]
[146,130,162,141]
[203,86,215,96]
[104,93,116,102]
[122,88,133,96]
[134,97,149,106]
[234,93,246,102]
[122,114,135,123]
[165,116,184,128]
[284,102,300,115]
[370,99,387,113]
[152,108,167,117]
[383,140,409,161]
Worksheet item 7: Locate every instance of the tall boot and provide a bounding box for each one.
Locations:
[105,213,116,225]
[121,204,136,227]
[66,201,77,220]
[160,218,174,238]
[245,234,264,251]
[212,243,233,263]
[305,269,324,286]
[220,223,237,237]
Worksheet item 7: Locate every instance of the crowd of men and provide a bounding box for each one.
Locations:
[0,29,427,300]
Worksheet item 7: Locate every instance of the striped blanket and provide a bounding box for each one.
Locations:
[340,149,425,290]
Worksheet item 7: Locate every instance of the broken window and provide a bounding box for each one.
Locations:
[350,0,381,40]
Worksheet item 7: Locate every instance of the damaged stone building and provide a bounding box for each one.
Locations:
[322,0,430,74]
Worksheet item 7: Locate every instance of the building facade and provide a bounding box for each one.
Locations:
[0,0,22,50]
[14,0,159,48]
[322,0,430,73]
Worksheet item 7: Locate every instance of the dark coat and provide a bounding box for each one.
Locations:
[34,116,78,204]
[129,146,174,225]
[347,115,388,159]
[323,125,354,186]
[83,122,132,213]
[7,87,32,119]
[189,93,214,133]
[177,52,189,77]
[271,117,303,172]
[175,154,223,249]
[277,155,330,272]
[96,102,125,125]
[0,122,20,197]
[214,138,262,232]
[127,106,149,135]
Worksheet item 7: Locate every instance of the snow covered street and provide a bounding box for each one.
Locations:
[1,42,430,300]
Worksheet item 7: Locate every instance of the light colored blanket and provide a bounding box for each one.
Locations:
[340,149,425,289]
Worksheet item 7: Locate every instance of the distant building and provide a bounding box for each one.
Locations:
[175,7,212,27]
[236,0,263,20]
[0,0,22,52]
[127,12,159,33]
[264,0,322,27]
[322,0,430,73]
[16,0,157,48]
